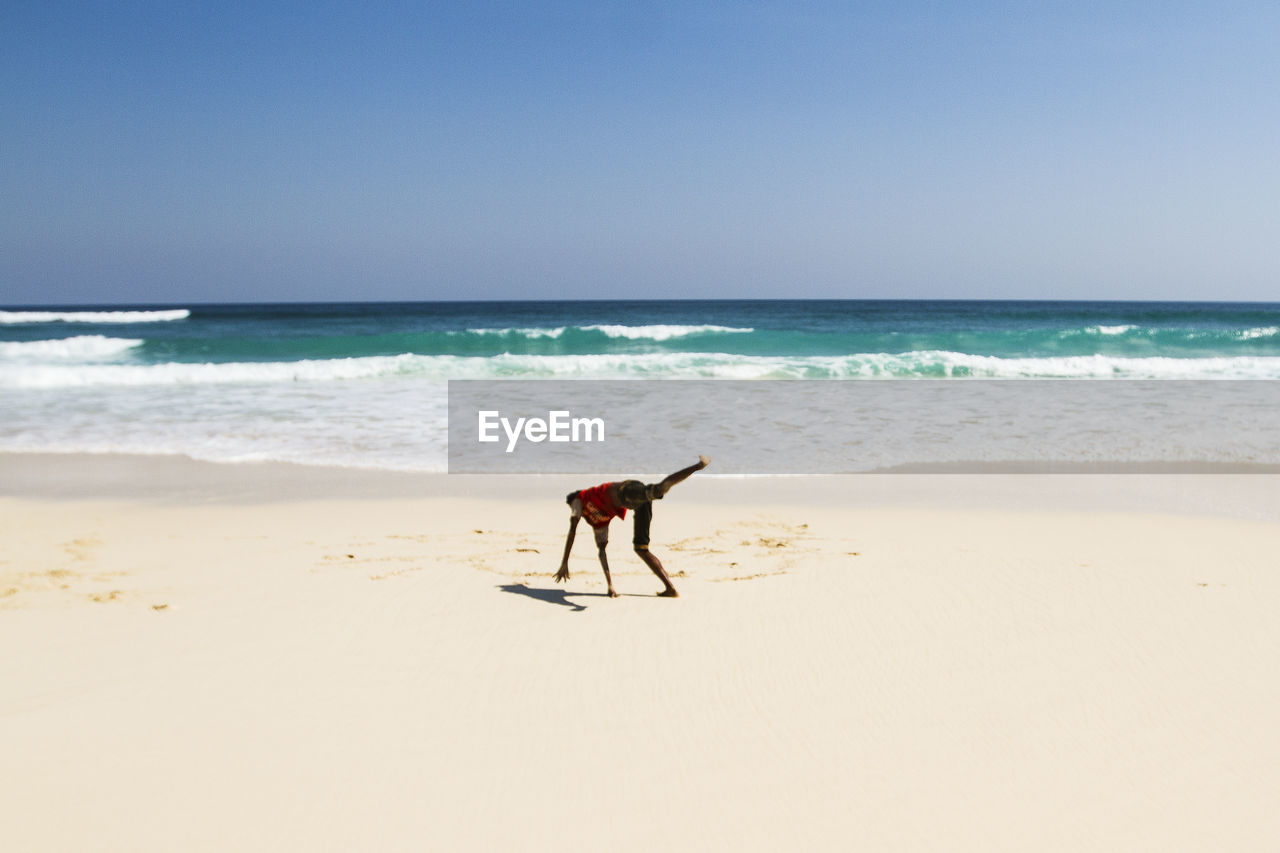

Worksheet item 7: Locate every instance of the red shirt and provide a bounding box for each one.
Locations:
[578,482,626,528]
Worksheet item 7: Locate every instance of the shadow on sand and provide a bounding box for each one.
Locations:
[499,583,661,611]
[497,583,602,612]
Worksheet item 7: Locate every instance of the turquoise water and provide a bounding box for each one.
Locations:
[5,300,1280,374]
[2,300,1279,470]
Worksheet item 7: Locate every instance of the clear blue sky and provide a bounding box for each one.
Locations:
[3,1,1278,304]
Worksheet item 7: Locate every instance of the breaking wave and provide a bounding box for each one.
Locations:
[462,324,753,341]
[0,335,143,362]
[6,349,1280,388]
[0,309,190,324]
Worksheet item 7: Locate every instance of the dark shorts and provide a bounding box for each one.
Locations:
[632,501,652,549]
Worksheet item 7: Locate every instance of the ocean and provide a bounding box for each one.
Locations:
[2,300,1279,473]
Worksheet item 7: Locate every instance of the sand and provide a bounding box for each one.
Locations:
[3,455,1279,851]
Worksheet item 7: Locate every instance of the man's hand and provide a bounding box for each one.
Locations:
[554,563,570,583]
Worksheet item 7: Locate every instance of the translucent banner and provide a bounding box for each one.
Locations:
[447,380,1280,474]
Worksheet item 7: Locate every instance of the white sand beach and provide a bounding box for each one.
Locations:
[3,455,1279,851]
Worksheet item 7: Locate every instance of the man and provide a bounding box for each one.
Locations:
[556,456,709,598]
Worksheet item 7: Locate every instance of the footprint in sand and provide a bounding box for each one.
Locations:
[62,536,103,562]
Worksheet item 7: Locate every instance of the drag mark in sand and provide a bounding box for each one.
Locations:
[667,519,830,582]
[0,533,137,609]
[313,517,852,589]
[317,529,558,582]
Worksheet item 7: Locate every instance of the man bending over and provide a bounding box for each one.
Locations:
[556,456,709,598]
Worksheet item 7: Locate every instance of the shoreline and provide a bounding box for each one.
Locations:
[4,451,1280,523]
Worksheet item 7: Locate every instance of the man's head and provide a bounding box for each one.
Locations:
[618,479,657,508]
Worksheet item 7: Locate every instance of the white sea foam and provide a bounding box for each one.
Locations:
[0,378,451,472]
[874,350,1280,379]
[0,309,190,324]
[6,349,1280,389]
[0,335,142,362]
[7,370,1278,474]
[1073,324,1279,342]
[464,327,567,338]
[580,324,754,340]
[0,354,429,389]
[464,324,753,340]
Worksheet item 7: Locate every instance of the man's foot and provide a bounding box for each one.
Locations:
[697,455,710,469]
[657,588,679,598]
[607,588,620,598]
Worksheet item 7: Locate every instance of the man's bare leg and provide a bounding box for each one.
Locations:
[636,548,678,597]
[650,455,709,499]
[595,526,618,597]
[598,549,618,597]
